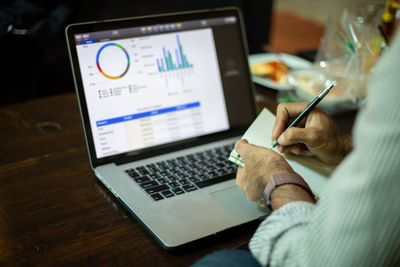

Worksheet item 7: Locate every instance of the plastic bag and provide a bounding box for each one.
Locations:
[289,6,387,110]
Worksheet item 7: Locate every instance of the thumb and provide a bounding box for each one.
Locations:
[234,139,252,159]
[278,127,319,147]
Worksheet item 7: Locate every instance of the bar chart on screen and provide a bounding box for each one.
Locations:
[76,27,227,158]
[155,34,196,88]
[156,35,193,72]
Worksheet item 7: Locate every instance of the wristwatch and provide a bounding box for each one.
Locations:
[262,172,314,209]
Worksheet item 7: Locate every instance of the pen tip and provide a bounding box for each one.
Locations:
[271,140,279,148]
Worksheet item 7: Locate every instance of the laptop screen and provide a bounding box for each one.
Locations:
[68,9,256,165]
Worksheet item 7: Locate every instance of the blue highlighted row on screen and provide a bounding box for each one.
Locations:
[96,102,200,127]
[81,39,97,44]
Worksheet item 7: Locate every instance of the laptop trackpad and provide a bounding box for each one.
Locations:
[210,186,269,219]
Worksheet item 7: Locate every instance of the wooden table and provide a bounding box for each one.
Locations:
[0,93,262,265]
[0,88,357,265]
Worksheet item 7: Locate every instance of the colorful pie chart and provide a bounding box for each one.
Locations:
[96,43,130,79]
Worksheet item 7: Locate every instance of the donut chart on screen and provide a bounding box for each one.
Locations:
[96,43,130,79]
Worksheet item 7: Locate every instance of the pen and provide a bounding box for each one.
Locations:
[271,82,336,148]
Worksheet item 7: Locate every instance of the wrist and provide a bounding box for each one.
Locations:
[270,184,315,210]
[263,172,315,210]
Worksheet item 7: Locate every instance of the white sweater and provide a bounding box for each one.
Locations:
[249,31,400,266]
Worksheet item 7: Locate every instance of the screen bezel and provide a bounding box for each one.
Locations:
[65,7,256,168]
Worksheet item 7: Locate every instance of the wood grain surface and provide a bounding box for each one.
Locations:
[0,87,356,265]
[0,93,261,266]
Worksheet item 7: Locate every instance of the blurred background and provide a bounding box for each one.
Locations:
[0,0,385,106]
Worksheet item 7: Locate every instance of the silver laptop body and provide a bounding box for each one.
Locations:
[66,8,268,249]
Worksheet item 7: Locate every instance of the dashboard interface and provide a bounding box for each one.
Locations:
[71,14,255,161]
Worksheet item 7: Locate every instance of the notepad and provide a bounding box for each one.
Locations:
[229,108,334,195]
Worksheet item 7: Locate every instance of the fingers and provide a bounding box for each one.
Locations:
[281,144,304,155]
[257,199,267,208]
[280,144,314,156]
[277,127,321,148]
[236,167,256,202]
[272,120,286,141]
[234,139,252,160]
[272,102,309,140]
[236,166,245,188]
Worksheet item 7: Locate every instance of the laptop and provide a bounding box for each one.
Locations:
[66,7,268,249]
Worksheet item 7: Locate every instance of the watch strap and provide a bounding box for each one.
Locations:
[263,173,313,209]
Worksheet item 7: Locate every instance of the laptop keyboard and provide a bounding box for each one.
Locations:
[125,143,237,201]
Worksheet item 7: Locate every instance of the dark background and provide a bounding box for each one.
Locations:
[0,0,273,106]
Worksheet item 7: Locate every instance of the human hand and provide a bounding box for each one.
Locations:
[234,139,293,206]
[273,102,353,165]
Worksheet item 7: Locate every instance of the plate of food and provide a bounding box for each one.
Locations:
[248,53,312,90]
[288,69,357,111]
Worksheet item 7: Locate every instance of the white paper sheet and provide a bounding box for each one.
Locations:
[229,108,333,195]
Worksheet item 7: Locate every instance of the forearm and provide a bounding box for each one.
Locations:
[249,201,316,266]
[249,32,400,267]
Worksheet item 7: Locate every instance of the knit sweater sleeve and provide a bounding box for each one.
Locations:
[249,32,400,267]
